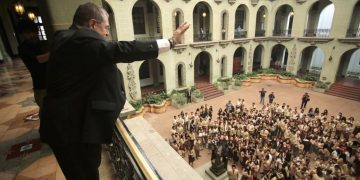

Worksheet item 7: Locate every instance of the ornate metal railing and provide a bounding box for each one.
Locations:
[135,35,163,41]
[346,28,360,38]
[255,30,266,37]
[303,29,330,37]
[234,30,247,39]
[273,29,292,37]
[107,119,161,180]
[193,33,212,42]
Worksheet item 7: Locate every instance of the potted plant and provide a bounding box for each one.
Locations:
[128,100,144,118]
[233,79,242,90]
[247,72,261,83]
[313,81,330,93]
[295,74,317,88]
[278,71,295,84]
[142,92,168,113]
[170,91,187,108]
[191,89,204,103]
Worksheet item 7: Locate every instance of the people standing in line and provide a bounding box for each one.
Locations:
[300,92,310,109]
[40,3,190,180]
[259,88,267,105]
[18,20,49,116]
[269,92,275,104]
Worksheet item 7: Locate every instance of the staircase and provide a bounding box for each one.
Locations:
[196,82,224,101]
[325,81,360,101]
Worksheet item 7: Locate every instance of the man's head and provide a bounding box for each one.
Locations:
[18,20,38,42]
[73,2,109,37]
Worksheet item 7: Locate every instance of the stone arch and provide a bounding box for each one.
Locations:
[220,55,227,77]
[175,62,186,88]
[193,1,213,42]
[298,46,324,80]
[220,10,229,40]
[253,45,264,71]
[233,47,247,74]
[194,51,212,83]
[102,1,117,41]
[305,0,334,37]
[273,4,294,36]
[234,4,249,38]
[139,59,166,97]
[347,0,360,37]
[255,6,268,37]
[337,48,360,79]
[270,44,288,71]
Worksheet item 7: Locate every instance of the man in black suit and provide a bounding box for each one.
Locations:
[40,3,189,180]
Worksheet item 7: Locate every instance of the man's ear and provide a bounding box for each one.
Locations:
[88,19,97,29]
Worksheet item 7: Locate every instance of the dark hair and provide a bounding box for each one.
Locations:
[18,20,37,33]
[72,2,107,27]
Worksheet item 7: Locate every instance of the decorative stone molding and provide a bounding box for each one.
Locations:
[228,0,236,5]
[337,38,360,47]
[214,0,223,4]
[297,37,334,44]
[289,44,296,66]
[183,0,191,3]
[127,63,137,100]
[296,0,307,4]
[219,40,231,48]
[248,44,253,65]
[253,37,270,42]
[269,37,294,43]
[164,0,171,2]
[232,38,251,44]
[172,44,187,54]
[251,0,259,6]
[190,42,216,50]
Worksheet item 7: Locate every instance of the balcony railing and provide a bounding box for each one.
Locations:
[107,119,161,179]
[234,30,247,39]
[303,29,330,38]
[193,33,212,42]
[273,29,292,37]
[255,30,266,37]
[135,35,163,41]
[346,29,360,38]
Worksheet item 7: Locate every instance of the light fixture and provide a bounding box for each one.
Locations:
[27,12,36,21]
[14,3,25,15]
[189,62,193,68]
[289,12,294,16]
[202,12,207,17]
[263,14,266,18]
[174,11,177,17]
[328,46,335,61]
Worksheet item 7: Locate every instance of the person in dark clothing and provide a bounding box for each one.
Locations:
[40,3,189,180]
[268,92,275,104]
[300,92,310,109]
[186,88,192,103]
[259,88,267,105]
[18,20,49,112]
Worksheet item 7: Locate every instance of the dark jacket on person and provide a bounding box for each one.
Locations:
[40,27,158,145]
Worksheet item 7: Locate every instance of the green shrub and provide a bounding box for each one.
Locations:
[221,82,229,90]
[234,79,242,86]
[142,93,164,105]
[315,81,328,89]
[192,89,203,98]
[280,71,295,77]
[170,92,187,106]
[246,72,258,77]
[233,74,248,80]
[258,68,277,74]
[300,74,318,81]
[130,100,143,111]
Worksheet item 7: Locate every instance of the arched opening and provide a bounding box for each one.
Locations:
[132,0,162,40]
[304,0,334,37]
[173,9,185,43]
[102,1,117,41]
[337,49,360,80]
[177,63,186,88]
[139,59,165,97]
[233,47,246,74]
[273,5,294,36]
[270,44,288,71]
[253,45,264,71]
[220,56,226,77]
[255,6,267,37]
[194,51,211,83]
[193,2,212,42]
[234,5,248,38]
[298,46,324,80]
[221,11,228,40]
[347,1,360,37]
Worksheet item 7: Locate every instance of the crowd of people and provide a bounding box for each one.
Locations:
[168,96,360,179]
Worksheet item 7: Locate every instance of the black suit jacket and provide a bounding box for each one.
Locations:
[40,27,158,144]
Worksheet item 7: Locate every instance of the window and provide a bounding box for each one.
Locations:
[34,16,47,40]
[132,7,146,34]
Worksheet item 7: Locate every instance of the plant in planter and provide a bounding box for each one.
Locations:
[299,74,318,82]
[191,89,204,103]
[234,79,242,86]
[257,68,277,74]
[280,71,295,78]
[233,73,248,81]
[142,93,164,105]
[313,81,330,93]
[246,71,258,77]
[130,99,143,111]
[170,92,187,108]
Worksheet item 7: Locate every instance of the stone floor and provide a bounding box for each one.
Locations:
[1,59,359,179]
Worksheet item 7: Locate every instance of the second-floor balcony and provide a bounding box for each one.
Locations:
[303,29,330,38]
[234,30,247,39]
[346,29,360,38]
[135,35,163,41]
[255,30,266,37]
[273,29,292,37]
[194,33,212,42]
